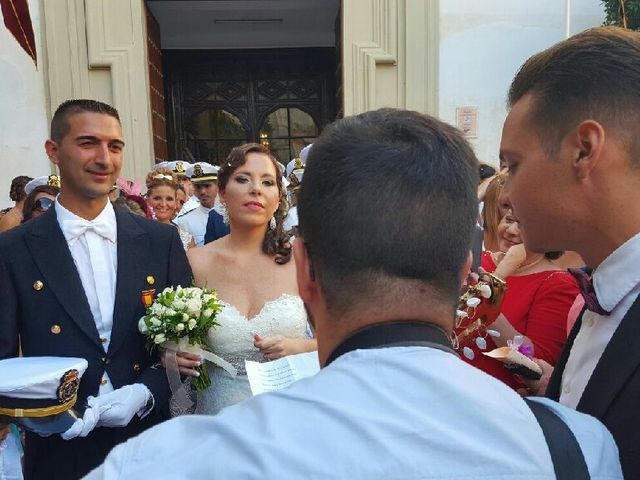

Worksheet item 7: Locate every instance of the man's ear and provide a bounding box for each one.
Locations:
[45,139,60,167]
[571,120,606,180]
[293,240,317,303]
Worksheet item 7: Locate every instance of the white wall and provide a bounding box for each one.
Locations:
[0,0,51,209]
[438,0,604,166]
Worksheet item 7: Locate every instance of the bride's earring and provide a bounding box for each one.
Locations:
[221,203,230,225]
[269,216,276,230]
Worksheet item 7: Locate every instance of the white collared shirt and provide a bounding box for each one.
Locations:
[87,347,621,479]
[560,231,640,408]
[55,199,118,394]
[174,204,211,246]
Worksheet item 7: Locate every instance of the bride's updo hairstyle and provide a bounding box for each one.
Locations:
[145,168,179,194]
[218,143,291,265]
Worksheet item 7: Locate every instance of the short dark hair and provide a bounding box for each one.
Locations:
[9,176,32,202]
[50,99,120,143]
[508,27,640,161]
[298,109,479,314]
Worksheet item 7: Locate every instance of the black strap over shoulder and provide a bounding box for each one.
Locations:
[524,399,590,480]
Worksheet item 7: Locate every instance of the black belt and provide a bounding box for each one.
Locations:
[325,321,454,366]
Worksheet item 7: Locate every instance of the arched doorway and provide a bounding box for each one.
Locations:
[165,48,336,165]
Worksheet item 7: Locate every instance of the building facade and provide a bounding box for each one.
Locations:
[0,0,604,208]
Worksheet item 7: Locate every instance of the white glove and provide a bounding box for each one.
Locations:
[87,384,151,428]
[61,403,106,440]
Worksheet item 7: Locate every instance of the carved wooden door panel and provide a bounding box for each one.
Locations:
[165,49,336,165]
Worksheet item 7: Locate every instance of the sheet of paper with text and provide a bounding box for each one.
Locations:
[245,351,320,395]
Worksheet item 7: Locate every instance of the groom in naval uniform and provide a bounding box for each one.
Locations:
[0,99,192,479]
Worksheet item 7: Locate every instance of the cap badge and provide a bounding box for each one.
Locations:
[47,175,61,188]
[194,164,203,177]
[175,161,185,173]
[57,369,80,403]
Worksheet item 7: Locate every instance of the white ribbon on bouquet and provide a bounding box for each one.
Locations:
[162,337,237,415]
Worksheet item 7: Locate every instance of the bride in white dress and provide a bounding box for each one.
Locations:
[172,143,316,414]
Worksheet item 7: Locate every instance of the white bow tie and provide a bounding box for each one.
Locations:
[63,218,116,245]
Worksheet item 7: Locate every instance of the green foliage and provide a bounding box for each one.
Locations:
[602,0,640,31]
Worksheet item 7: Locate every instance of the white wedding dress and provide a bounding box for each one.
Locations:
[195,293,308,415]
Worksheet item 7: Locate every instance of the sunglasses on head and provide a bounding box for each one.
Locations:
[33,197,54,212]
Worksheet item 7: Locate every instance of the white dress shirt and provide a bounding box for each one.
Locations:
[560,231,640,408]
[56,199,117,395]
[173,204,211,246]
[86,346,621,479]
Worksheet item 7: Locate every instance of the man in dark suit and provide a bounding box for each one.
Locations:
[500,27,640,478]
[0,99,192,479]
[204,208,230,244]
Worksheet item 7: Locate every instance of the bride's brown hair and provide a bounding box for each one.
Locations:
[218,143,291,264]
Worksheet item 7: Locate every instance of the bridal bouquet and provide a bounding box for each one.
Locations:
[138,286,222,390]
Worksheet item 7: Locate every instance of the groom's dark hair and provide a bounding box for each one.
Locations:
[297,108,478,315]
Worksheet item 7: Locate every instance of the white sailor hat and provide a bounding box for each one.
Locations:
[0,356,88,434]
[153,161,169,170]
[164,160,192,178]
[24,175,61,196]
[187,162,219,184]
[285,157,305,190]
[299,143,313,163]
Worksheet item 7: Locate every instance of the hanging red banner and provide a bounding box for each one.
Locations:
[1,0,37,65]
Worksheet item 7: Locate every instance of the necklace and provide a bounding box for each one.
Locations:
[516,255,545,273]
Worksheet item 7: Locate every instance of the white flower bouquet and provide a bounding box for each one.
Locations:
[138,285,222,390]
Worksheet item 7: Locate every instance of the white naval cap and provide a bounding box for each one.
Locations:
[187,162,219,184]
[300,143,313,163]
[0,356,88,434]
[163,160,192,178]
[24,175,61,196]
[285,157,305,190]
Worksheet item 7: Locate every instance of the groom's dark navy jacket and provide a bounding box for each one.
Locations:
[0,205,192,479]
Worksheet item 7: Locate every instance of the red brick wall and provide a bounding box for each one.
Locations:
[146,8,168,163]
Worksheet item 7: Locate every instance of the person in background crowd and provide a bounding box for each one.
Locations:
[88,108,621,480]
[0,99,192,479]
[158,160,197,214]
[21,175,61,223]
[500,27,640,478]
[109,178,153,219]
[170,143,316,415]
[481,174,510,252]
[145,168,194,250]
[0,175,32,232]
[462,186,579,390]
[174,162,219,246]
[175,185,187,213]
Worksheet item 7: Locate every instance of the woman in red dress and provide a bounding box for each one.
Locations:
[465,179,579,390]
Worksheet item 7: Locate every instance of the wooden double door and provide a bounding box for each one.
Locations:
[164,48,337,165]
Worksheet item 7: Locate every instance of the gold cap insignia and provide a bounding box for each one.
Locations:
[33,280,44,291]
[51,324,61,334]
[47,175,61,188]
[175,161,185,173]
[57,369,80,403]
[193,164,203,177]
[146,275,155,286]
